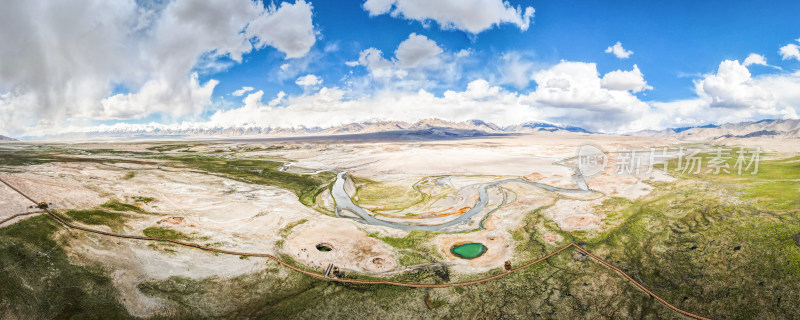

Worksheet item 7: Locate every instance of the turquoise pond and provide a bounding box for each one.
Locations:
[450,243,487,259]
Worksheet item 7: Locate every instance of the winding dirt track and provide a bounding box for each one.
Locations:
[0,211,41,225]
[0,177,712,320]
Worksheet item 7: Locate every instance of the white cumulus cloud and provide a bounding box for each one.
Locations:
[605,42,633,59]
[636,59,800,132]
[743,53,768,66]
[362,0,534,34]
[779,38,800,61]
[100,73,218,120]
[353,48,409,80]
[531,61,647,111]
[232,86,255,96]
[394,33,443,68]
[205,80,542,129]
[245,0,317,59]
[496,52,537,89]
[347,33,466,91]
[695,59,773,109]
[601,65,652,93]
[295,74,323,87]
[526,61,652,131]
[61,56,800,136]
[205,59,658,133]
[0,0,318,136]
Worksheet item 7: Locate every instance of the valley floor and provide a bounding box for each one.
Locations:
[1,133,798,319]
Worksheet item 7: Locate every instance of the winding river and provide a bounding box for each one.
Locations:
[332,160,594,231]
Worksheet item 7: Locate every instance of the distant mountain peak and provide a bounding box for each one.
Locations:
[510,121,592,134]
[672,123,719,133]
[631,119,800,140]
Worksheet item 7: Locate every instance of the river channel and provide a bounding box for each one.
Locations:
[331,160,594,231]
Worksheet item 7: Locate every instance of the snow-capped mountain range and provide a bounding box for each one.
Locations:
[14,118,800,141]
[630,119,800,140]
[32,119,591,140]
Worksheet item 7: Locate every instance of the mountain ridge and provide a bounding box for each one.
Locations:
[36,119,591,140]
[629,119,800,140]
[20,118,800,141]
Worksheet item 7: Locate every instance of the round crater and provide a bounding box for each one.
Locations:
[364,255,397,272]
[450,242,487,259]
[315,243,335,252]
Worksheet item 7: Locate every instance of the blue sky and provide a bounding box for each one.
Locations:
[204,0,800,100]
[1,0,800,136]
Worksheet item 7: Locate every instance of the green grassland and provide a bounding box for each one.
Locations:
[278,218,308,238]
[146,143,199,152]
[0,146,156,167]
[101,199,148,213]
[158,154,336,207]
[552,155,800,318]
[0,215,132,318]
[132,196,155,203]
[700,155,800,211]
[365,231,442,267]
[352,177,427,211]
[0,149,64,166]
[52,199,154,232]
[59,209,129,231]
[369,230,434,249]
[142,227,190,240]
